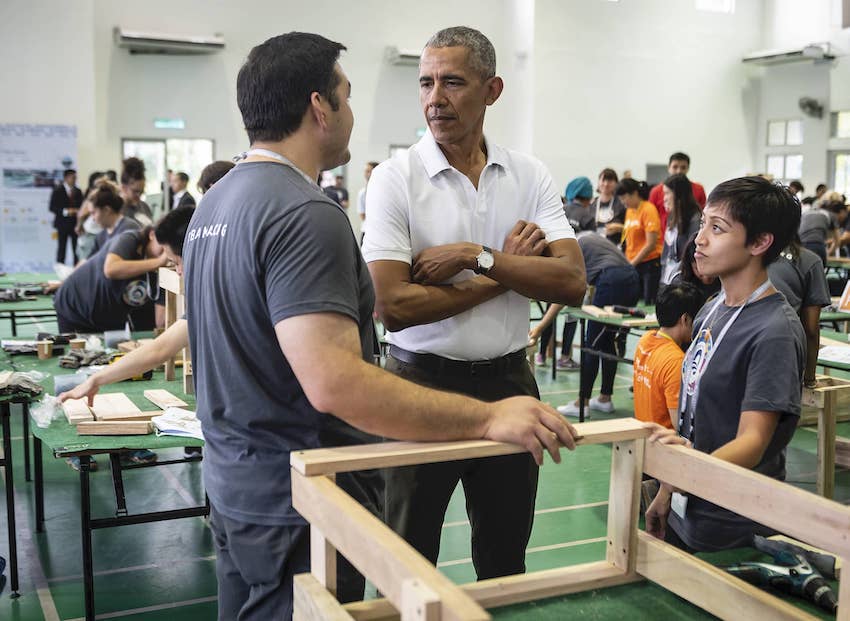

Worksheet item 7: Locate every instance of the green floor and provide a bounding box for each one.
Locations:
[0,312,847,619]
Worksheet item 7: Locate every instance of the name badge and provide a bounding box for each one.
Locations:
[671,492,688,519]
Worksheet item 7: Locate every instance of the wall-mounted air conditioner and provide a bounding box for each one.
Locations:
[742,43,834,66]
[385,46,421,66]
[114,27,225,55]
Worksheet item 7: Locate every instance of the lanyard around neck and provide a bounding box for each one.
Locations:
[239,148,317,187]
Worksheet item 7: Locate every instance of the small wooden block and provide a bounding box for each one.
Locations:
[62,398,94,424]
[91,393,142,420]
[144,389,188,410]
[76,420,152,435]
[581,304,622,318]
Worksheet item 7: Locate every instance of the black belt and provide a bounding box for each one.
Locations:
[388,345,527,378]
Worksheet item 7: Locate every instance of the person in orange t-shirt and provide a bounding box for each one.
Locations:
[618,178,664,304]
[633,282,704,428]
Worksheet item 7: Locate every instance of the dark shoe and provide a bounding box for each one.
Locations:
[184,446,203,459]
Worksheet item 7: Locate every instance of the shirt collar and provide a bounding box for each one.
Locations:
[63,182,72,194]
[415,129,509,179]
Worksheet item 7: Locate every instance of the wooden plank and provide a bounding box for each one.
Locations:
[343,561,640,620]
[158,267,183,295]
[291,472,489,621]
[643,442,850,560]
[164,289,178,381]
[836,436,850,469]
[291,418,650,476]
[636,532,814,620]
[91,393,142,420]
[311,475,338,596]
[76,421,152,435]
[818,390,838,498]
[101,410,159,422]
[581,304,621,318]
[62,398,94,424]
[606,439,643,573]
[401,579,440,621]
[183,358,194,395]
[293,573,354,621]
[143,389,188,410]
[838,560,850,621]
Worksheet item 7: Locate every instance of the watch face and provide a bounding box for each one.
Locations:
[479,251,494,270]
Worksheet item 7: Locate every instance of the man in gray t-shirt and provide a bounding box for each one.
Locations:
[184,32,577,621]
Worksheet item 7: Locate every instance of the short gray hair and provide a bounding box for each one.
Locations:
[423,26,496,79]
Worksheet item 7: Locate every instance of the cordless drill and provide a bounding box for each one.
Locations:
[726,535,838,614]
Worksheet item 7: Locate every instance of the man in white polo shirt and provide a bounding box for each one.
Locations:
[363,26,586,579]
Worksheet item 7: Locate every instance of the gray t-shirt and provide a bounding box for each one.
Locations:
[122,200,153,227]
[89,216,140,257]
[54,229,158,332]
[576,231,630,284]
[563,201,596,233]
[799,208,836,245]
[768,247,831,313]
[669,293,804,551]
[182,161,379,526]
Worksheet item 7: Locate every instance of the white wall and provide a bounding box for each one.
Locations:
[533,0,765,195]
[11,0,836,221]
[0,0,97,170]
[758,0,850,190]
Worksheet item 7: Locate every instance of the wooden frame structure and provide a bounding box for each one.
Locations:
[290,418,850,620]
[158,267,193,394]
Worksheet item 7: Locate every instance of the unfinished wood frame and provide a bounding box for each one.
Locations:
[158,267,193,394]
[290,417,850,621]
[800,374,850,498]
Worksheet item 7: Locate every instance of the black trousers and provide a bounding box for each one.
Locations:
[635,258,661,305]
[56,228,78,264]
[384,355,539,579]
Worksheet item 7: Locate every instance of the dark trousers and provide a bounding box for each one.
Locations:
[635,258,661,305]
[540,306,576,358]
[210,466,381,620]
[580,266,641,399]
[210,504,309,621]
[56,228,78,264]
[384,355,539,579]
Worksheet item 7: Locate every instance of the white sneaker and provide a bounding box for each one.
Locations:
[557,402,586,418]
[588,397,614,413]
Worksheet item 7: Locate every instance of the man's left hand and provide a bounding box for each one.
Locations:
[502,220,547,256]
[411,243,478,285]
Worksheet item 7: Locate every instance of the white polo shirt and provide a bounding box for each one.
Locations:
[362,130,575,360]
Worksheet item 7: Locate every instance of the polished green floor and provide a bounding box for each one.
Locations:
[0,312,847,619]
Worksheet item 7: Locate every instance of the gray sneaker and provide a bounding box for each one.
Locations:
[556,357,580,371]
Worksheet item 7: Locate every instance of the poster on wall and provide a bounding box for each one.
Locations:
[0,124,77,273]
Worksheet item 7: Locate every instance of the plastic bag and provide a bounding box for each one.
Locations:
[30,395,62,428]
[17,370,46,382]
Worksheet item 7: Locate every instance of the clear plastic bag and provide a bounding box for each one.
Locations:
[31,394,62,428]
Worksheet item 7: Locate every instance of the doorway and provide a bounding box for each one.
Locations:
[121,138,214,216]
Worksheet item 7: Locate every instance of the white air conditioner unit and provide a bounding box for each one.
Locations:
[385,46,421,66]
[114,27,225,55]
[742,42,834,66]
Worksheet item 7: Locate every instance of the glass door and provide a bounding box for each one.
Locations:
[122,138,215,217]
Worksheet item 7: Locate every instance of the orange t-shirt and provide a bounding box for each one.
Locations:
[623,200,662,263]
[633,330,683,429]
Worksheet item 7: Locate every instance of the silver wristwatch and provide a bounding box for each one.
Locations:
[475,246,494,274]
